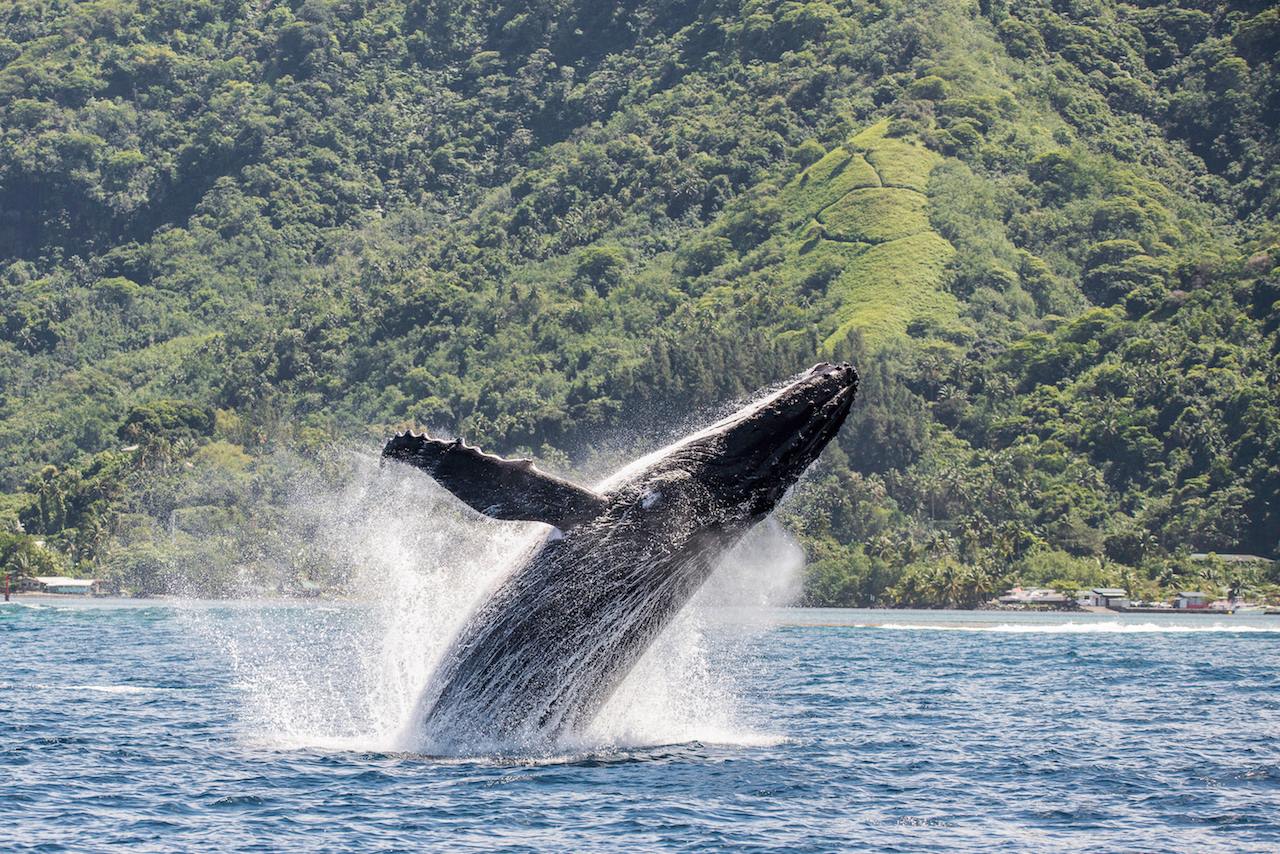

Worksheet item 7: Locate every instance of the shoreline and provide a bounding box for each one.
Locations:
[5,592,1278,616]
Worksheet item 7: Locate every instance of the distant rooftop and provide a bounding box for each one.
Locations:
[1091,588,1128,596]
[32,576,95,587]
[999,587,1069,603]
[1190,553,1274,563]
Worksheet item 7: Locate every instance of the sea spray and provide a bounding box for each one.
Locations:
[585,516,803,750]
[189,448,804,755]
[185,449,534,751]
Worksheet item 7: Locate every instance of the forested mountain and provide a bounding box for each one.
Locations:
[1,0,1277,603]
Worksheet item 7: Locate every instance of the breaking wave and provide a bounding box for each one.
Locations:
[860,621,1280,634]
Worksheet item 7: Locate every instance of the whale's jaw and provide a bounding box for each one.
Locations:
[714,361,859,518]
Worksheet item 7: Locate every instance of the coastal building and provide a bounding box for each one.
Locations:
[1087,588,1129,609]
[998,587,1071,607]
[1174,591,1211,609]
[24,576,100,595]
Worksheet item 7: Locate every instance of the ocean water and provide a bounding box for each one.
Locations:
[2,599,1279,852]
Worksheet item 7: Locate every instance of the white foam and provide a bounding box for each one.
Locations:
[56,684,179,694]
[193,450,801,757]
[861,621,1280,634]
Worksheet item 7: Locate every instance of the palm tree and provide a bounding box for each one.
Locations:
[11,550,35,580]
[991,522,1022,568]
[1156,561,1181,591]
[867,534,898,562]
[938,562,964,609]
[77,514,108,570]
[962,563,996,608]
[172,436,199,464]
[1118,565,1139,600]
[926,529,956,559]
[33,465,65,533]
[1199,564,1222,597]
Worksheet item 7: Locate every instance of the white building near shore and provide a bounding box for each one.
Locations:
[998,586,1071,606]
[26,576,100,595]
[1087,587,1129,609]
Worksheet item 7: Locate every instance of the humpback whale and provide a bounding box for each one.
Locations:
[382,362,858,749]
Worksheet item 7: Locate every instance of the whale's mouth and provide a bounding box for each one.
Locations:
[594,362,857,494]
[801,361,859,406]
[681,360,858,518]
[771,363,857,472]
[770,362,859,440]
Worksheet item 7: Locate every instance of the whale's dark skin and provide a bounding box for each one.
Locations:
[382,362,858,748]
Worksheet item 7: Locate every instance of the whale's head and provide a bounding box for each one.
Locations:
[608,362,858,532]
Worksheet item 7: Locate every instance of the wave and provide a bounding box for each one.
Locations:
[53,684,187,694]
[251,728,788,762]
[860,621,1280,634]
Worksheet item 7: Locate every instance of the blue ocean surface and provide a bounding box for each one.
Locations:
[2,598,1279,852]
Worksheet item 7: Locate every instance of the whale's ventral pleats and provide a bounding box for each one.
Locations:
[382,431,607,529]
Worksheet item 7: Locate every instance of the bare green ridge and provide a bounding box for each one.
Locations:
[824,232,958,350]
[769,119,958,348]
[817,188,929,244]
[783,148,882,217]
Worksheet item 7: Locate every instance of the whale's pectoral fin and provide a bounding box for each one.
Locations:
[382,432,607,529]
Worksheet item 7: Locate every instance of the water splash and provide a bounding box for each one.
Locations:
[583,517,802,750]
[192,451,802,756]
[594,372,805,492]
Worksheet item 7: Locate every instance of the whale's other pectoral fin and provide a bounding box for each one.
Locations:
[382,432,607,529]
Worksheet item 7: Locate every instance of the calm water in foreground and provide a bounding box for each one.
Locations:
[2,598,1279,852]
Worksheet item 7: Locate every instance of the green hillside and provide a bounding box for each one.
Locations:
[1,0,1277,603]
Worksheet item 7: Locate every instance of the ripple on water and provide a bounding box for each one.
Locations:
[2,603,1280,852]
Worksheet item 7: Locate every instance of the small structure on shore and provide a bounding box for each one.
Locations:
[1087,587,1130,609]
[22,576,101,595]
[998,586,1072,607]
[1174,591,1211,609]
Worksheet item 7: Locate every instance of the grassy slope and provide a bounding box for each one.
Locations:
[783,119,958,348]
[651,116,960,356]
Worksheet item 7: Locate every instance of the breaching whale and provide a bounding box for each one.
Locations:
[382,362,858,749]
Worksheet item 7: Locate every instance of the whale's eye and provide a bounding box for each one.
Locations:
[641,489,662,509]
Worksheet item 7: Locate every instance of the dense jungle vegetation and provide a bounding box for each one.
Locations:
[1,0,1277,604]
